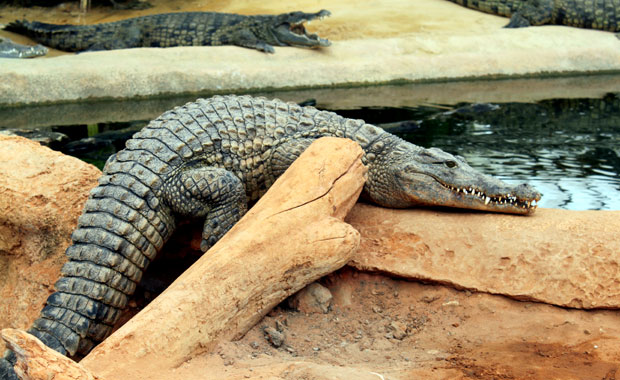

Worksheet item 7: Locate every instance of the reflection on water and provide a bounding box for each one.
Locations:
[1,93,619,210]
[342,95,620,210]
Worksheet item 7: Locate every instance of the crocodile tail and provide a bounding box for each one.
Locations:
[3,19,136,52]
[447,0,517,17]
[3,19,32,34]
[24,173,174,358]
[0,356,18,380]
[4,20,62,41]
[4,19,82,51]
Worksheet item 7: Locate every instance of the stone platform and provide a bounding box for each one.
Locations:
[1,0,620,105]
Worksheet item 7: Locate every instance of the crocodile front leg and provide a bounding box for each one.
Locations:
[229,29,276,53]
[504,0,553,27]
[162,165,248,252]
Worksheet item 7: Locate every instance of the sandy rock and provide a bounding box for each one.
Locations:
[347,204,620,309]
[1,329,104,380]
[79,137,366,379]
[387,321,408,340]
[288,282,333,314]
[0,129,68,149]
[0,135,100,353]
[262,326,285,348]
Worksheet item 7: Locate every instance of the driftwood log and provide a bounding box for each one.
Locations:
[75,137,364,379]
[1,328,103,380]
[2,137,365,379]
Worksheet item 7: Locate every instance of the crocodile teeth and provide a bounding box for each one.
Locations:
[318,37,331,46]
[440,183,537,210]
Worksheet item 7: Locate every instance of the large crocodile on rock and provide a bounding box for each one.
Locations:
[2,10,331,53]
[0,36,47,58]
[0,95,540,379]
[448,0,620,34]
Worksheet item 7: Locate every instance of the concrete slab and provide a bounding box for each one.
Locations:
[1,0,619,105]
[3,74,620,129]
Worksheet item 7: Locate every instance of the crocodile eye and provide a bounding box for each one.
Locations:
[445,160,457,168]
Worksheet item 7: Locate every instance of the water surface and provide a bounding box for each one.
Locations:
[1,83,618,210]
[338,96,620,210]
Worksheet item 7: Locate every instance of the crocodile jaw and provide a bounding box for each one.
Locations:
[394,172,541,215]
[272,10,331,48]
[366,143,541,215]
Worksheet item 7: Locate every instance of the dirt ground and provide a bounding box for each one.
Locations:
[160,267,620,380]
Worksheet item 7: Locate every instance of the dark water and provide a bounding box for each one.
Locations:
[2,93,619,210]
[338,95,620,211]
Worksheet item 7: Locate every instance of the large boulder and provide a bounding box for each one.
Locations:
[347,204,620,309]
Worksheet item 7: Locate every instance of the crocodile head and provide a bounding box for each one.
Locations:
[365,139,541,215]
[0,37,48,58]
[267,10,331,48]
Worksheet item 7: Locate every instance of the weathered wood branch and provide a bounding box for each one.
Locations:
[1,328,103,380]
[77,137,366,379]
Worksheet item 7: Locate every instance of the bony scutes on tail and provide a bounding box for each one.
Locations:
[0,95,540,379]
[3,10,331,53]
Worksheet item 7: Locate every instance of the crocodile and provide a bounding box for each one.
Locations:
[0,0,150,8]
[2,10,331,53]
[448,0,620,33]
[0,95,540,379]
[0,36,47,58]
